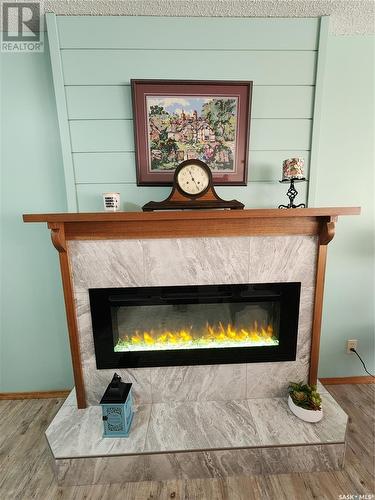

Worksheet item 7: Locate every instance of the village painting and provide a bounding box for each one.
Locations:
[146,95,238,172]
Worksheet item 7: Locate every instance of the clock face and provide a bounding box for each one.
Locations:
[176,162,210,196]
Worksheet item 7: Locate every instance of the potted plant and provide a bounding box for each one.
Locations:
[288,381,323,422]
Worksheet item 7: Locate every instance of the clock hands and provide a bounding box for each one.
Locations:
[188,168,200,191]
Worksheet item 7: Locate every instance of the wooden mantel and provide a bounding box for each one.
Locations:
[23,207,360,408]
[23,207,360,242]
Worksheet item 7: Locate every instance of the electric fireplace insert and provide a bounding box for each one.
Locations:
[90,283,300,369]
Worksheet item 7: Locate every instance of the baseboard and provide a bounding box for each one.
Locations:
[319,376,374,385]
[0,389,72,400]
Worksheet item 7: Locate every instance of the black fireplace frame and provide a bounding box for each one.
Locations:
[89,283,301,369]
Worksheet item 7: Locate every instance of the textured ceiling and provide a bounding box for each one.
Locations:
[42,0,375,35]
[1,0,374,34]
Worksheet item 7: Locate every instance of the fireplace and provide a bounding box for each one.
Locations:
[89,283,300,369]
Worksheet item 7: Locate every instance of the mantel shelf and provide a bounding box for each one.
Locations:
[23,207,360,224]
[23,207,360,245]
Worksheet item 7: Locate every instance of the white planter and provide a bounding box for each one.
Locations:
[288,395,323,423]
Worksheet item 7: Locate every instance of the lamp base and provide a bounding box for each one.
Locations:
[278,178,307,209]
[278,203,306,209]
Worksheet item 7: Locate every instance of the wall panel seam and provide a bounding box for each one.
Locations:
[67,118,314,122]
[59,48,318,52]
[70,149,312,154]
[64,84,317,88]
[74,181,311,186]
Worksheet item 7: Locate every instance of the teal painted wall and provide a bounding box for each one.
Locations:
[0,21,373,392]
[0,39,74,391]
[48,15,320,211]
[316,35,375,377]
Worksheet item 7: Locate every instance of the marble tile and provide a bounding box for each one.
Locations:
[54,442,344,486]
[246,360,309,399]
[144,399,260,453]
[75,291,95,365]
[312,392,349,443]
[247,393,347,447]
[144,448,262,481]
[249,397,319,445]
[61,388,77,408]
[69,240,145,293]
[83,358,152,405]
[49,394,347,459]
[47,389,349,486]
[317,380,329,394]
[150,364,247,403]
[295,285,314,362]
[55,455,145,486]
[46,404,151,459]
[143,237,249,286]
[248,235,318,288]
[261,443,345,474]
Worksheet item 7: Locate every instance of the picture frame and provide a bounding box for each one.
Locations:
[131,80,252,186]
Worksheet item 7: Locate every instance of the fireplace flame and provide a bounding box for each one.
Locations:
[115,321,278,352]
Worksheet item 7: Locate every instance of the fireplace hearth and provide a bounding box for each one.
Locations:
[90,283,300,369]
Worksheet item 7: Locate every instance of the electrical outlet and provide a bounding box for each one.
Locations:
[347,339,358,353]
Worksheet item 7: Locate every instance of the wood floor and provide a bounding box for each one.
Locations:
[0,384,373,500]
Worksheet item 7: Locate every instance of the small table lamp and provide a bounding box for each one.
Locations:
[279,158,307,209]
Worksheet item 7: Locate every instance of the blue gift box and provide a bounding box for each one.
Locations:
[100,373,133,438]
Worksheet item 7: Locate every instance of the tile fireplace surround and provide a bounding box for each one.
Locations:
[72,235,315,405]
[24,208,359,484]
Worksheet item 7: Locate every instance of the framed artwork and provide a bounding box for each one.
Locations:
[131,80,252,186]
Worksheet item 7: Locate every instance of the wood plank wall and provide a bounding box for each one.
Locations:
[46,15,326,212]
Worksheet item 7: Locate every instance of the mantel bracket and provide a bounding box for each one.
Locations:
[319,216,337,245]
[48,222,66,253]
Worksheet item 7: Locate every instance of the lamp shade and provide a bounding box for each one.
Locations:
[282,158,304,180]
